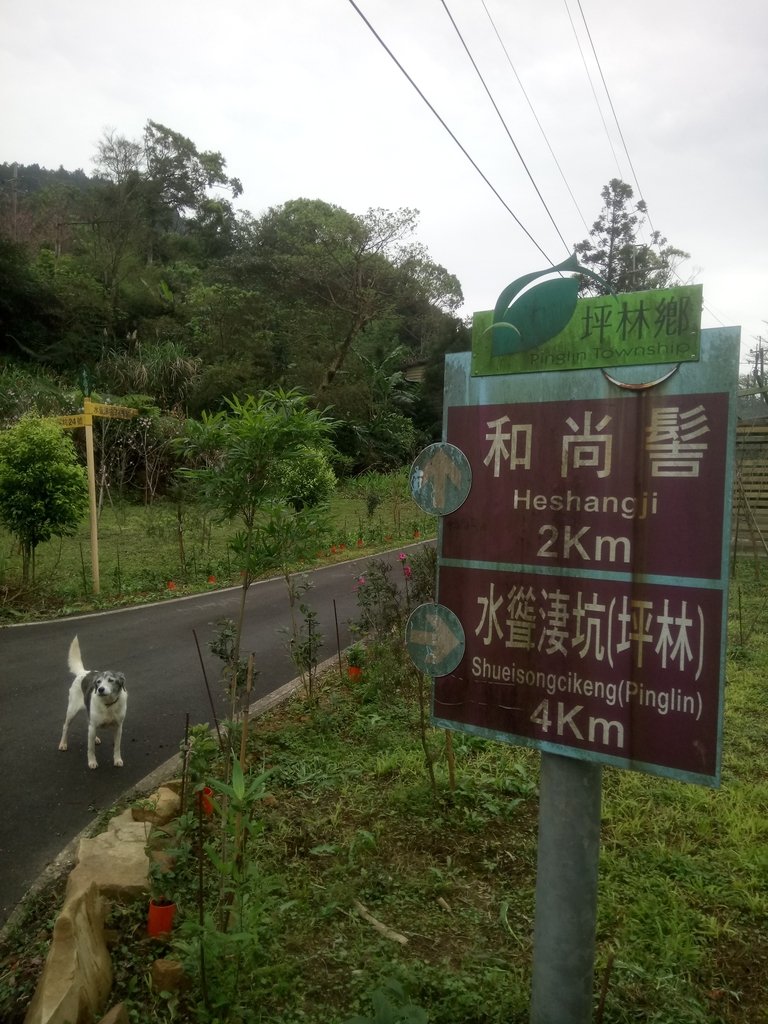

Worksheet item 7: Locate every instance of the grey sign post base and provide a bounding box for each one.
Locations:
[530,752,602,1024]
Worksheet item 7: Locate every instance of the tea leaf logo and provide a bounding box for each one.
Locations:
[490,253,609,357]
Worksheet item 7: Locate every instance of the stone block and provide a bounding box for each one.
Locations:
[151,958,187,993]
[24,881,111,1024]
[131,787,181,826]
[24,784,185,1022]
[97,1004,129,1024]
[66,824,150,904]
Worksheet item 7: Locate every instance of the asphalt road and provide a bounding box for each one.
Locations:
[0,550,404,926]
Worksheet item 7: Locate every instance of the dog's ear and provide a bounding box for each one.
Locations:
[116,673,126,690]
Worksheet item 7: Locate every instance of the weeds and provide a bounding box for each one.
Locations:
[0,479,435,623]
[3,558,768,1023]
[79,595,765,1024]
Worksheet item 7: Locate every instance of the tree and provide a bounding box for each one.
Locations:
[0,416,88,582]
[32,248,110,365]
[574,179,689,294]
[177,388,337,671]
[1,146,468,443]
[83,123,244,325]
[234,199,463,396]
[143,121,242,218]
[93,130,143,186]
[0,237,63,360]
[185,282,269,365]
[328,343,421,471]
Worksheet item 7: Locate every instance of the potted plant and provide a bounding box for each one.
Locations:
[346,641,365,680]
[146,832,179,937]
[147,895,177,937]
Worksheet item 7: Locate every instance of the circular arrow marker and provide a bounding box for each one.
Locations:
[406,603,466,677]
[410,442,472,517]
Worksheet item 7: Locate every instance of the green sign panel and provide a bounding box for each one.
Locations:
[472,283,703,376]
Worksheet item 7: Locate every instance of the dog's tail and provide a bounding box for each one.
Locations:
[68,635,86,676]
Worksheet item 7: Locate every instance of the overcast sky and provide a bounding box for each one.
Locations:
[1,0,765,369]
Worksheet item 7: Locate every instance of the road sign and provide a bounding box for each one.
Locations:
[410,442,472,516]
[85,400,138,420]
[52,399,137,596]
[432,326,739,787]
[472,283,703,376]
[56,414,92,429]
[406,603,466,676]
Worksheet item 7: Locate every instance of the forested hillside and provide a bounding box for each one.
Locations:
[0,121,470,479]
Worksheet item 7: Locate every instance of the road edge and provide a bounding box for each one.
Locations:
[0,653,343,942]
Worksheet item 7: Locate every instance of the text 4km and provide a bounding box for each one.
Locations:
[530,700,625,748]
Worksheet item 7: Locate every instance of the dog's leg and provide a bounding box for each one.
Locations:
[113,722,124,768]
[58,691,80,751]
[87,720,99,769]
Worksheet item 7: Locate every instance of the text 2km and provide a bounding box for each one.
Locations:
[538,524,630,564]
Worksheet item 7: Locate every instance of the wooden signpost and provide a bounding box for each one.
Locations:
[56,398,138,594]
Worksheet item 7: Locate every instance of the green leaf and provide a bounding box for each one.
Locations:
[309,843,338,856]
[231,758,246,802]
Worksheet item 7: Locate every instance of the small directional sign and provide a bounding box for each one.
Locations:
[51,396,138,598]
[85,400,138,420]
[56,414,92,429]
[410,442,472,516]
[406,603,466,676]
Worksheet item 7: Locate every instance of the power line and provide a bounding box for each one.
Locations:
[344,0,555,265]
[439,0,571,255]
[570,2,726,321]
[573,0,652,231]
[480,0,590,234]
[562,0,624,180]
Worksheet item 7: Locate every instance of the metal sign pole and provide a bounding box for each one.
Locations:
[530,752,602,1024]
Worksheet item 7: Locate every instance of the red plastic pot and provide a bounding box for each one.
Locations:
[147,898,177,937]
[197,786,214,815]
[347,666,362,681]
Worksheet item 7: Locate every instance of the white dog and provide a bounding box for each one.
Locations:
[58,636,128,769]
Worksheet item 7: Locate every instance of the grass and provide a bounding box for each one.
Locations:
[0,473,433,622]
[1,529,767,1021]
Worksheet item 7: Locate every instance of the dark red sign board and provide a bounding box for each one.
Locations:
[434,365,737,785]
[443,394,728,580]
[436,565,722,778]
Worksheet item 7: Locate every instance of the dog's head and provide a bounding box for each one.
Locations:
[87,671,126,701]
